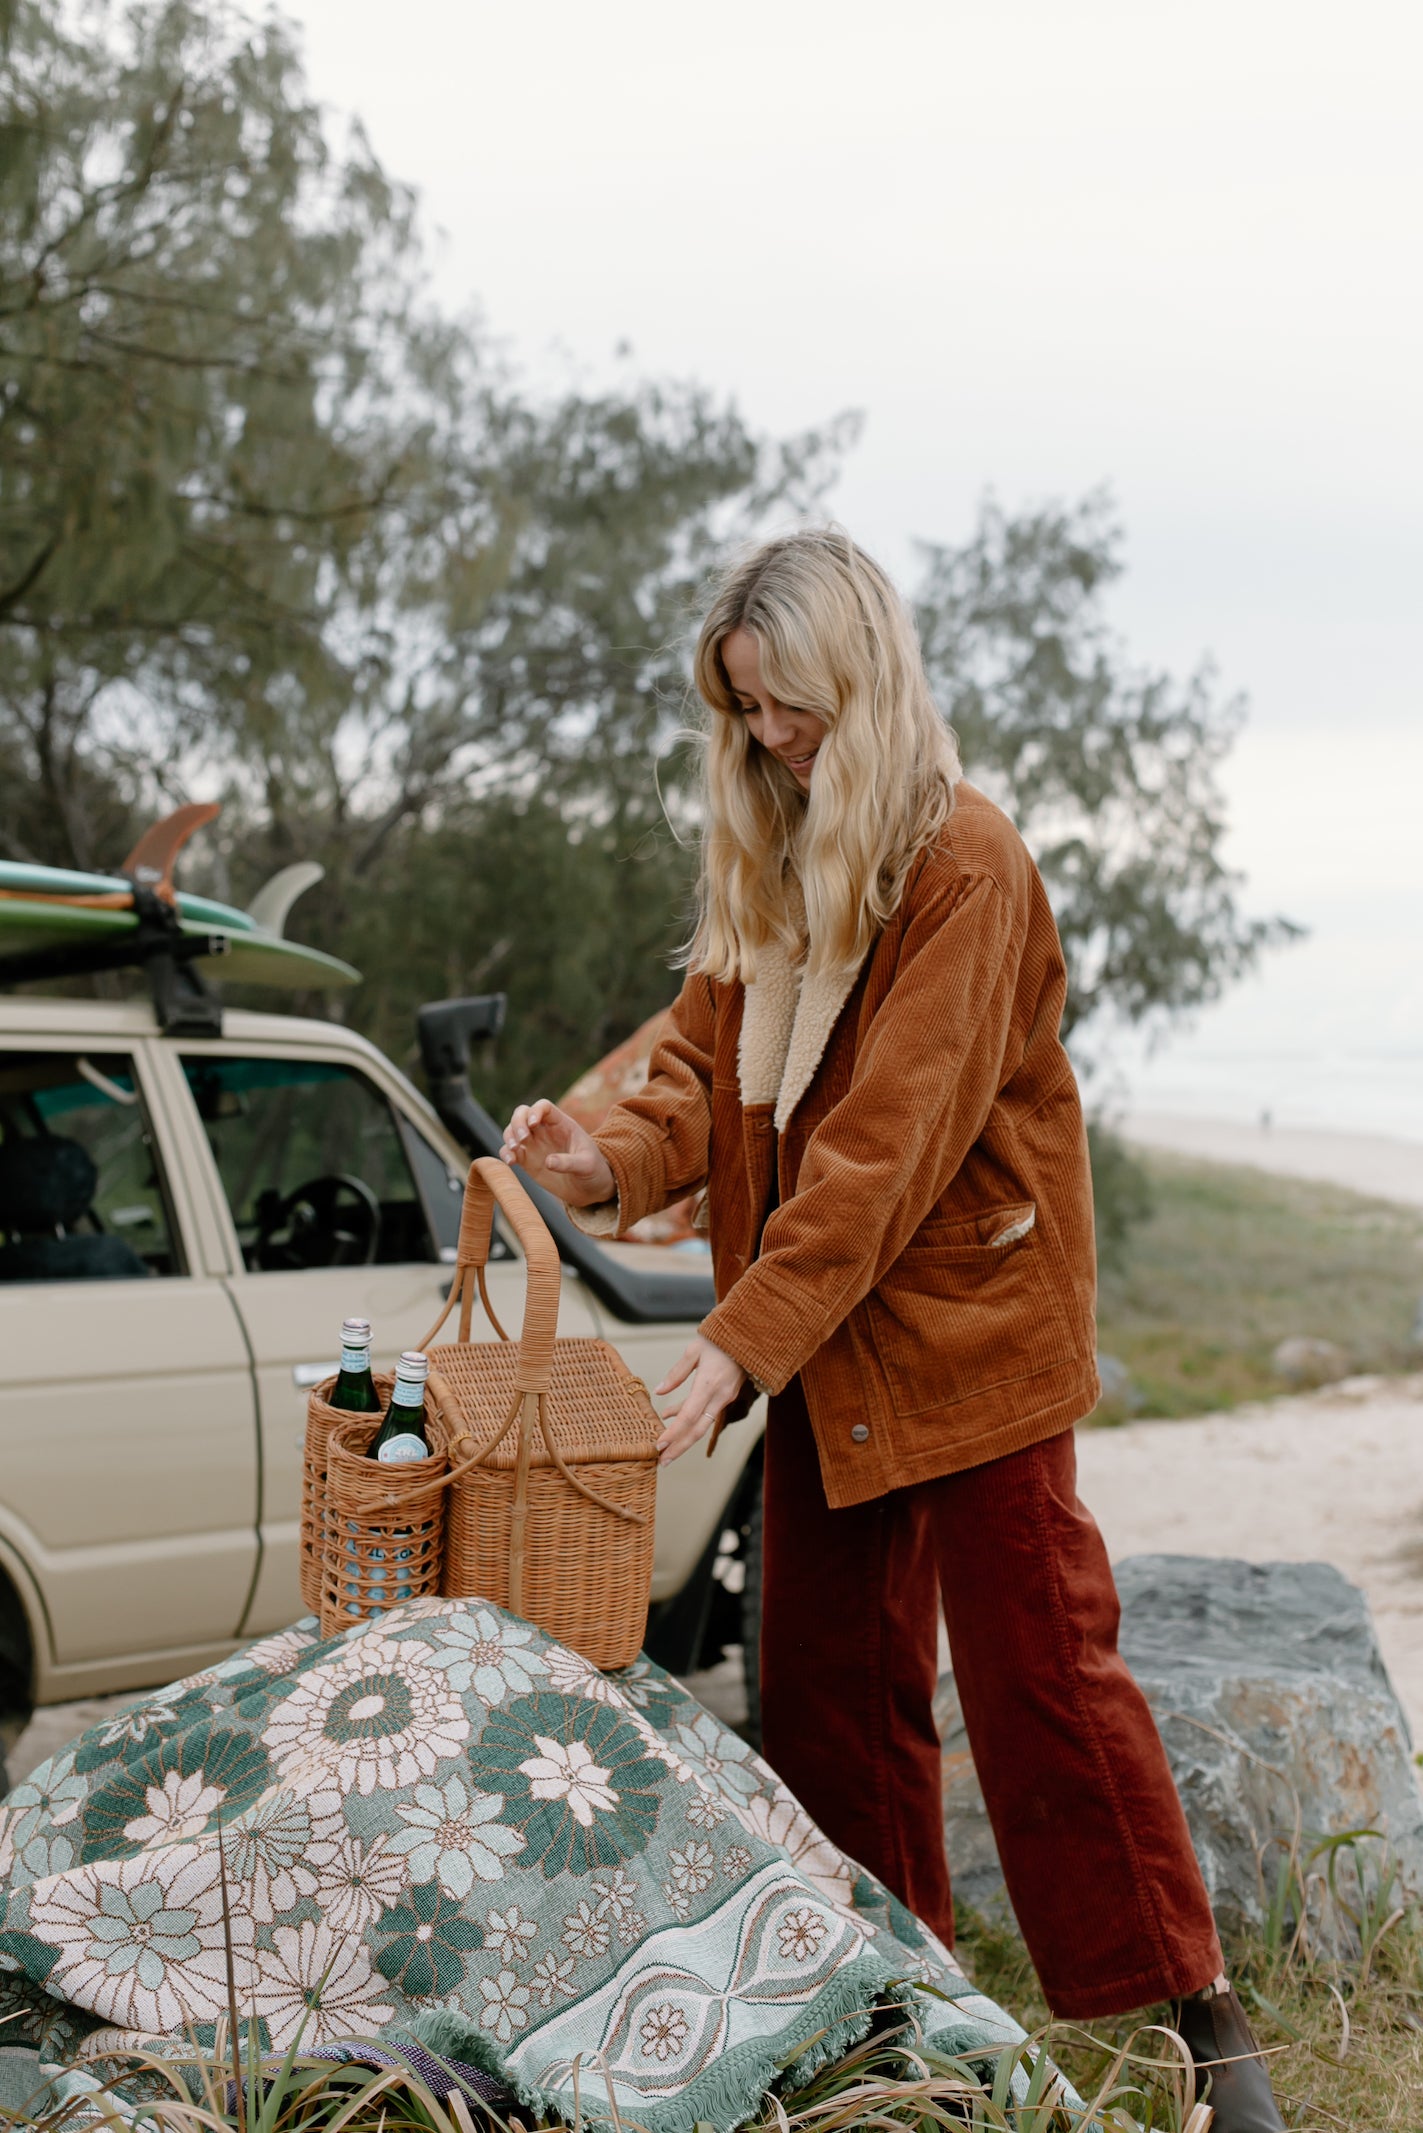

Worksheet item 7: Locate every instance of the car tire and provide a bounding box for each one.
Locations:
[740,1467,763,1751]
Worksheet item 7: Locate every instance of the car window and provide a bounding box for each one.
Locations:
[395,1119,514,1264]
[181,1054,437,1272]
[0,1050,183,1281]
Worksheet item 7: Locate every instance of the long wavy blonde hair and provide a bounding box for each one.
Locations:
[688,527,960,983]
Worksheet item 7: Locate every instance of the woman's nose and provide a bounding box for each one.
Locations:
[757,702,795,748]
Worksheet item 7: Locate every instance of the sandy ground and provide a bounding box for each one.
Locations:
[1123,1110,1423,1208]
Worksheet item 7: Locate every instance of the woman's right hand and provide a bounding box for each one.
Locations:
[500,1099,616,1209]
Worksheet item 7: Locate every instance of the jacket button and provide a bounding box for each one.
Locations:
[850,1424,870,1443]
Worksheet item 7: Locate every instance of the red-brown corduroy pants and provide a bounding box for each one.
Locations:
[759,1377,1223,2019]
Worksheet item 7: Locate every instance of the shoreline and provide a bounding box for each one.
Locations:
[1121,1110,1423,1209]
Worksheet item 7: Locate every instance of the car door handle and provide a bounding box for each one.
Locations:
[292,1361,338,1388]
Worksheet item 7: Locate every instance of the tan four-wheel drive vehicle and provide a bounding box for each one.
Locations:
[0,829,766,1787]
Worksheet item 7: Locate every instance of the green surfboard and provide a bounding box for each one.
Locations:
[0,862,360,990]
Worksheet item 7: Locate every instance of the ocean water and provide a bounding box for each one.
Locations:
[1118,1044,1423,1145]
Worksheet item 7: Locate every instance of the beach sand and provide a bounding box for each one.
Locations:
[1124,1111,1423,1208]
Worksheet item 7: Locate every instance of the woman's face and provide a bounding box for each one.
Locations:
[722,627,827,791]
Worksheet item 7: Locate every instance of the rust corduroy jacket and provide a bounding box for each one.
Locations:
[577,783,1100,1507]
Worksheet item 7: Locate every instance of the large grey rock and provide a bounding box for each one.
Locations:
[937,1555,1423,1936]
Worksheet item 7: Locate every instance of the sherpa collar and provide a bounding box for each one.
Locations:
[737,882,870,1132]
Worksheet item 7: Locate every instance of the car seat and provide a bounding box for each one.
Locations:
[0,1136,151,1281]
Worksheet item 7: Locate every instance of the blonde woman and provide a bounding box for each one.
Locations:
[502,529,1282,2132]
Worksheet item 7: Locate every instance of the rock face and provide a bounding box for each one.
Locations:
[937,1555,1423,1935]
[1272,1336,1350,1388]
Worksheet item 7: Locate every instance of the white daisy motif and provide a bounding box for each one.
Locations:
[529,1950,577,2006]
[730,1791,855,1907]
[96,1696,185,1748]
[777,1905,829,1963]
[590,1867,639,1920]
[561,1900,610,1959]
[478,1968,532,2044]
[483,1904,538,1963]
[244,1626,319,1677]
[616,1908,648,1947]
[684,1791,729,1830]
[388,1776,525,1897]
[671,1711,762,1801]
[722,1844,753,1880]
[222,1791,320,1923]
[250,1920,394,2048]
[540,1644,626,1706]
[311,1833,408,1936]
[29,1851,248,2033]
[667,1842,716,1896]
[518,1737,618,1826]
[662,1881,691,1922]
[121,1771,227,1848]
[425,1608,548,1705]
[639,2001,690,2062]
[0,1752,87,1886]
[261,1634,468,1795]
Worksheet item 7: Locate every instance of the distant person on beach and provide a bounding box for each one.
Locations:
[503,527,1284,2131]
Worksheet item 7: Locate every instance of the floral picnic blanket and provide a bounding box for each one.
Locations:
[0,1600,1029,2131]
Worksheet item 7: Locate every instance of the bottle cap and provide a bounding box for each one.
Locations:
[342,1318,373,1340]
[396,1350,429,1380]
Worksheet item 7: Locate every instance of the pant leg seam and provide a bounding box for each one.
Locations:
[1027,1463,1186,1988]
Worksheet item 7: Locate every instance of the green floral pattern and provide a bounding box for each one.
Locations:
[0,1600,1033,2131]
[474,1691,663,1877]
[375,1880,485,1998]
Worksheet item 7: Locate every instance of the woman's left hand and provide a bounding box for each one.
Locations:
[654,1336,747,1465]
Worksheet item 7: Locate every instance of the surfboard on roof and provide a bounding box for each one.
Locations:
[0,804,360,992]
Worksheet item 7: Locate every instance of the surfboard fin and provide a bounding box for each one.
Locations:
[120,802,221,902]
[247,861,325,939]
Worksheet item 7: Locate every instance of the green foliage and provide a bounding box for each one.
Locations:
[0,3,1286,1122]
[1087,1119,1154,1274]
[1094,1151,1423,1416]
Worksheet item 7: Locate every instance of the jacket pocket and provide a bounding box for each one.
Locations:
[866,1214,1069,1418]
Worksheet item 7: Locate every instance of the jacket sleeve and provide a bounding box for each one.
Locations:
[570,970,718,1238]
[699,869,1025,1393]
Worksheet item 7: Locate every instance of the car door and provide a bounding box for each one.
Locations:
[164,1038,601,1637]
[0,1039,259,1674]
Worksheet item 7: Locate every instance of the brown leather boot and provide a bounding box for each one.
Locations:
[1170,1982,1286,2131]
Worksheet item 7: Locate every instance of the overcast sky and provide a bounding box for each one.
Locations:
[289,0,1423,1130]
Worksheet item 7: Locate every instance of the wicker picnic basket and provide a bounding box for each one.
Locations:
[317,1398,457,1637]
[417,1156,661,1670]
[299,1370,396,1612]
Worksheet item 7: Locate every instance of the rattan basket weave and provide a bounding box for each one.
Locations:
[418,1157,661,1671]
[318,1401,455,1638]
[299,1370,396,1611]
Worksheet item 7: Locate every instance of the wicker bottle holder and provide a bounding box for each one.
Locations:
[317,1396,457,1638]
[417,1157,661,1672]
[299,1370,396,1612]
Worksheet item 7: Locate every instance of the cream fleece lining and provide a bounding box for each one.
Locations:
[739,879,869,1131]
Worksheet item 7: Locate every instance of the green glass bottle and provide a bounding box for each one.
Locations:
[368,1351,431,1464]
[331,1317,380,1413]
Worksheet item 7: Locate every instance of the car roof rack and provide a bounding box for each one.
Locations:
[0,888,228,1035]
[0,805,225,1033]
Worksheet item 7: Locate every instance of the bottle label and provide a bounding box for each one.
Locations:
[376,1434,429,1464]
[340,1344,371,1374]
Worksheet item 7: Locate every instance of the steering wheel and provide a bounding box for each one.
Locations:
[253,1172,382,1271]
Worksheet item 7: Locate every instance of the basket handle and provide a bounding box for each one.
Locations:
[418,1158,561,1391]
